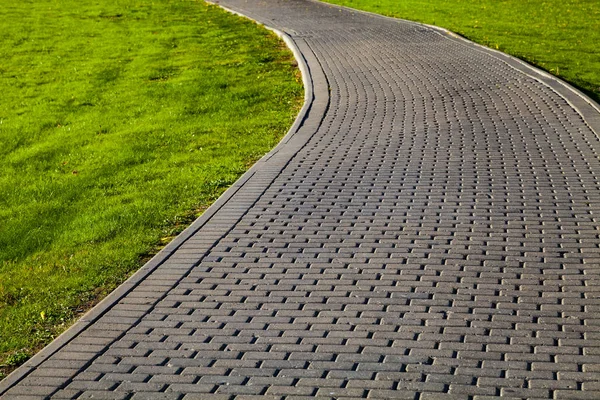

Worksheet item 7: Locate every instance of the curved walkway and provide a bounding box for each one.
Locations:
[3,0,600,398]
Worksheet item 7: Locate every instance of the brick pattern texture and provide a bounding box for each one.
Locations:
[3,0,600,398]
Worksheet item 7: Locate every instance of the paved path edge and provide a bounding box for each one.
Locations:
[0,11,323,394]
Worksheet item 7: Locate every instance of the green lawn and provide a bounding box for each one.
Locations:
[0,0,302,377]
[322,0,600,104]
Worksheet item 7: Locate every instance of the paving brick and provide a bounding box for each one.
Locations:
[231,396,281,400]
[164,384,215,394]
[367,389,418,399]
[554,392,600,400]
[215,384,266,395]
[266,386,316,396]
[67,380,119,391]
[316,388,368,397]
[76,391,130,399]
[500,387,551,398]
[130,393,183,400]
[52,389,84,399]
[1,385,58,396]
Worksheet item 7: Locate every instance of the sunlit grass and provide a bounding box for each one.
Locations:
[0,0,302,377]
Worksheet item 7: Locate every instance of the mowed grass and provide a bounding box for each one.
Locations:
[0,0,301,376]
[322,0,600,104]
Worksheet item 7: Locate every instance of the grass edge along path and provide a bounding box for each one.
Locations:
[321,0,600,105]
[0,0,302,378]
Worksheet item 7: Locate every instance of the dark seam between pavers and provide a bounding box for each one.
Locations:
[2,0,600,398]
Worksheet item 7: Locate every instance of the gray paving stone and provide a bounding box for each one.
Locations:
[2,0,600,399]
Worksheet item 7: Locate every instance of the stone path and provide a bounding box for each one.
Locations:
[3,0,600,398]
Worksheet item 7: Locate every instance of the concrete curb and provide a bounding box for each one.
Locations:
[0,8,316,396]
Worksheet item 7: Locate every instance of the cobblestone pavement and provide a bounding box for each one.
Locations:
[3,0,600,399]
